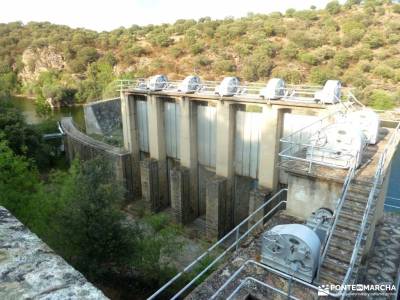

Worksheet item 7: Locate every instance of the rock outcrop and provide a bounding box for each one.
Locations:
[20,46,66,82]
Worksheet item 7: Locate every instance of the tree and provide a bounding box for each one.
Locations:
[54,158,135,279]
[326,1,341,14]
[0,140,40,223]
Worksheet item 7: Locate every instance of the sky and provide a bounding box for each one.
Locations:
[1,0,342,32]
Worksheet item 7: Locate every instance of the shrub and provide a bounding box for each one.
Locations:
[293,10,319,21]
[326,1,341,14]
[241,57,274,81]
[298,52,320,66]
[286,8,296,17]
[194,55,212,67]
[130,45,147,56]
[352,47,373,61]
[149,32,173,47]
[309,66,338,85]
[288,31,323,49]
[333,51,351,68]
[316,47,335,60]
[358,61,372,73]
[393,4,400,14]
[373,65,395,80]
[169,45,185,58]
[213,57,236,73]
[342,69,370,88]
[368,90,396,110]
[190,42,205,55]
[282,43,299,60]
[363,32,385,49]
[271,67,304,84]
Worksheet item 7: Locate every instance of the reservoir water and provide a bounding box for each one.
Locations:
[10,97,400,212]
[11,96,85,128]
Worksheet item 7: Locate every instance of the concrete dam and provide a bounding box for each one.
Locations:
[60,76,400,299]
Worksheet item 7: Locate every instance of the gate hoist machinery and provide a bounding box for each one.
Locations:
[314,80,341,104]
[215,77,240,96]
[178,75,202,93]
[306,122,367,168]
[147,74,169,91]
[259,78,286,100]
[261,208,333,283]
[348,109,380,145]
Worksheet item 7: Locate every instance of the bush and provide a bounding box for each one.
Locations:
[271,67,304,84]
[169,45,185,58]
[342,69,370,88]
[195,55,212,67]
[213,57,236,73]
[316,47,335,60]
[286,8,296,17]
[149,32,173,47]
[241,57,274,81]
[309,66,338,85]
[368,89,396,110]
[393,4,400,14]
[352,47,373,61]
[282,43,299,60]
[288,31,323,49]
[326,1,341,14]
[298,52,320,66]
[363,32,385,49]
[373,65,395,80]
[333,51,351,68]
[190,42,205,55]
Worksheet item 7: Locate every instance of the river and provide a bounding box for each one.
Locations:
[10,97,400,212]
[11,96,85,128]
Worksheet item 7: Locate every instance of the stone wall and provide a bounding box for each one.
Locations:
[61,117,135,200]
[0,207,108,300]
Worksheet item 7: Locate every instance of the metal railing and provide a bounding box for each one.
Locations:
[385,196,400,210]
[116,78,361,104]
[338,121,400,299]
[315,155,358,281]
[211,260,337,299]
[147,189,288,300]
[279,110,356,172]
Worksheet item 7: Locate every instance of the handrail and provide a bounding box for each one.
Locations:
[339,122,400,299]
[316,155,358,280]
[211,260,338,299]
[147,189,288,300]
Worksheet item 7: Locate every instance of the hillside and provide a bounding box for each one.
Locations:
[0,0,400,109]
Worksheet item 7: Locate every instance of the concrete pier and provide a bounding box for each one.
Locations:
[120,93,141,198]
[179,97,199,220]
[215,101,236,230]
[258,106,285,191]
[147,95,169,209]
[170,166,192,224]
[206,175,228,240]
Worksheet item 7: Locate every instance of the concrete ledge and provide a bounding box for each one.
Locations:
[0,207,108,300]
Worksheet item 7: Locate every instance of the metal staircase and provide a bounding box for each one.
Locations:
[317,181,377,285]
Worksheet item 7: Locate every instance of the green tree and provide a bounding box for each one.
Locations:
[54,158,135,279]
[326,1,341,14]
[0,140,41,223]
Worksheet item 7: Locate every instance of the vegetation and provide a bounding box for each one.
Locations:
[0,100,185,298]
[0,1,399,108]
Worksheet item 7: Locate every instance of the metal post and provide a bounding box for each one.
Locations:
[235,227,240,252]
